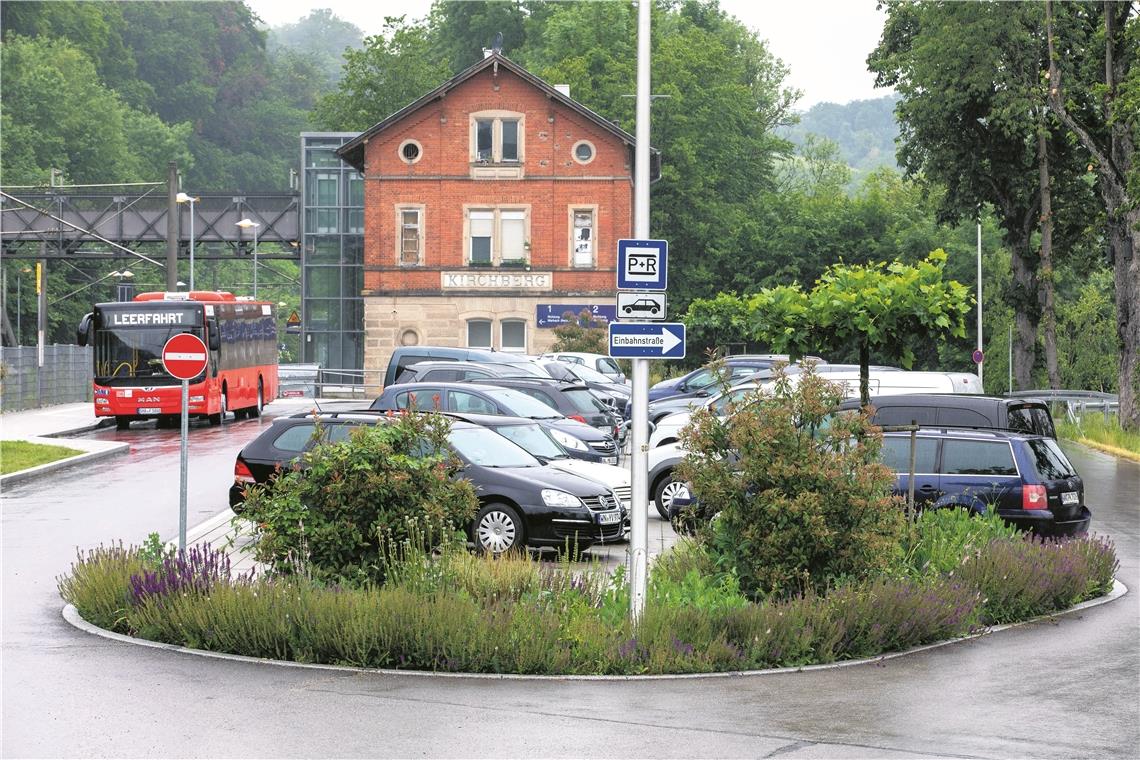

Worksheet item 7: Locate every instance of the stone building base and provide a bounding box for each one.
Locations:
[364,294,612,390]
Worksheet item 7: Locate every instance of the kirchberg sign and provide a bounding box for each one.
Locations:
[441,271,552,290]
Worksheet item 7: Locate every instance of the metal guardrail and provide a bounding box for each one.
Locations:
[277,365,379,400]
[1005,389,1119,426]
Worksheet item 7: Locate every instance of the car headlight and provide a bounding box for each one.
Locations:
[549,428,588,451]
[541,489,584,508]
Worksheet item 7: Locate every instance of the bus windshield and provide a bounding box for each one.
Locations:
[94,325,207,384]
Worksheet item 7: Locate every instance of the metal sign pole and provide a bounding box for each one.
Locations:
[179,378,189,552]
[629,0,651,622]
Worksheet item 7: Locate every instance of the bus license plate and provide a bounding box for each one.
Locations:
[599,511,621,525]
[138,407,161,415]
[1061,491,1079,505]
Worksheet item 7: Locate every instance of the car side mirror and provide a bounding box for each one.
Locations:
[696,390,709,398]
[76,313,92,347]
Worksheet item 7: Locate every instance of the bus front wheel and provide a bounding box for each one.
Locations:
[115,417,130,431]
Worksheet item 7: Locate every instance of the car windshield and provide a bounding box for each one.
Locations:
[447,427,540,468]
[491,423,568,460]
[567,363,614,384]
[504,361,550,378]
[1027,438,1076,480]
[562,388,608,414]
[483,387,564,418]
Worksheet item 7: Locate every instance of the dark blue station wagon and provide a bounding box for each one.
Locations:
[880,428,1092,537]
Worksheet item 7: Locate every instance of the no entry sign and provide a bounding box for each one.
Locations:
[162,333,208,380]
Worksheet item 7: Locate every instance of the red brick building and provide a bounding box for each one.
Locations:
[337,52,649,379]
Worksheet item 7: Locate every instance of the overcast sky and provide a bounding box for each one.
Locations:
[247,0,892,109]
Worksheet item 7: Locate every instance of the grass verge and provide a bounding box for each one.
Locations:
[1,439,84,475]
[1057,417,1140,461]
[58,525,1118,676]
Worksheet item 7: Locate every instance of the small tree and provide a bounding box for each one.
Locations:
[550,308,608,354]
[239,412,478,585]
[676,364,906,600]
[748,250,972,405]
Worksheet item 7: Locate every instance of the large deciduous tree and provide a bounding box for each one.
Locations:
[868,1,1092,392]
[1045,0,1139,431]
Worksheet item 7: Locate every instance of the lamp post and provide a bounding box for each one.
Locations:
[236,218,260,299]
[176,192,198,291]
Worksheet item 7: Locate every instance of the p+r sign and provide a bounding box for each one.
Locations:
[617,239,668,291]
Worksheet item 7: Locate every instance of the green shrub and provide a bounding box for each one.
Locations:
[896,507,1023,579]
[57,542,148,630]
[677,364,907,599]
[238,412,478,585]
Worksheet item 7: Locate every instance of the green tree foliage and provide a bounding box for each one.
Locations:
[686,251,971,404]
[780,95,901,185]
[550,309,607,354]
[869,0,1095,391]
[267,8,364,87]
[676,365,906,600]
[239,413,478,585]
[0,34,192,185]
[313,17,452,132]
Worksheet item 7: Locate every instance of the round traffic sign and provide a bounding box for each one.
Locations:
[162,333,209,380]
[972,349,984,364]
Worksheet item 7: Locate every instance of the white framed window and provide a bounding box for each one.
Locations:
[465,206,530,266]
[501,320,527,353]
[501,210,526,263]
[570,207,596,267]
[571,140,596,165]
[469,210,494,264]
[470,111,524,164]
[467,319,492,349]
[395,206,424,265]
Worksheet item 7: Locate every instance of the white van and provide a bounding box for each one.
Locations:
[776,369,983,396]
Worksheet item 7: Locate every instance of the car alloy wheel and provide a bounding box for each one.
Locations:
[654,475,690,520]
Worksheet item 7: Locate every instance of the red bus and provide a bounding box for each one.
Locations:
[77,291,278,429]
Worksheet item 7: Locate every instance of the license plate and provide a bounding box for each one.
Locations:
[1061,491,1079,505]
[602,456,618,465]
[138,407,161,415]
[598,511,621,525]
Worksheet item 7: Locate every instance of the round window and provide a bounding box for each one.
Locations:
[572,141,595,164]
[400,329,420,346]
[399,140,422,164]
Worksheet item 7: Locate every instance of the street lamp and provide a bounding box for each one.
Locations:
[176,192,199,291]
[235,218,260,299]
[50,269,133,306]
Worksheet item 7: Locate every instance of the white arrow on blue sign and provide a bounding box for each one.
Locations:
[608,322,686,359]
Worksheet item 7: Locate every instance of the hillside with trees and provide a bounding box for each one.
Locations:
[780,95,901,185]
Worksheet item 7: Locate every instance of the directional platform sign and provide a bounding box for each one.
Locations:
[617,239,668,290]
[617,292,666,320]
[608,322,685,359]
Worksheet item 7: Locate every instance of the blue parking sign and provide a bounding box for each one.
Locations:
[617,239,668,290]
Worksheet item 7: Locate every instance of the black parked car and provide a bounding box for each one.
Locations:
[230,411,626,553]
[838,394,1057,439]
[370,382,620,463]
[453,376,622,440]
[541,360,631,413]
[881,427,1090,536]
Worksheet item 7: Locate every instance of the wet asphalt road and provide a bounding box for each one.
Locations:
[1,411,1137,758]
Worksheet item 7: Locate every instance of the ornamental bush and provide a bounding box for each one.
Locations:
[238,412,478,585]
[676,363,907,599]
